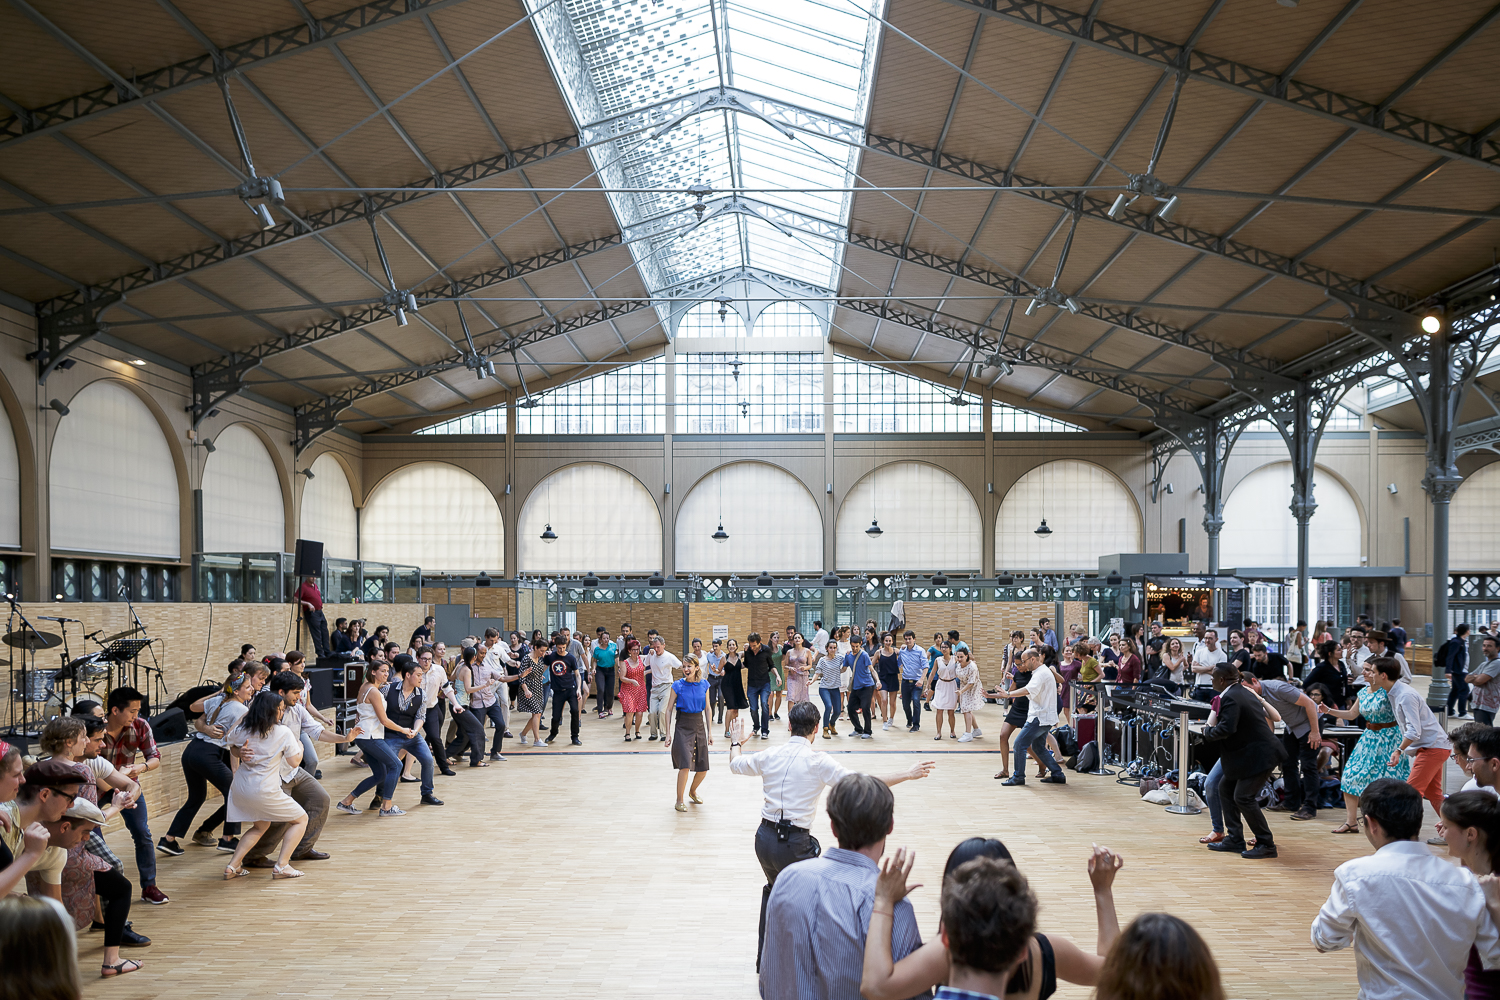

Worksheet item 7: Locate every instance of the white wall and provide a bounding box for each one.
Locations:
[1220,462,1362,567]
[362,462,503,573]
[518,463,662,575]
[298,452,359,560]
[50,380,179,559]
[202,424,284,552]
[1453,462,1500,571]
[677,462,821,574]
[837,462,981,572]
[995,460,1142,571]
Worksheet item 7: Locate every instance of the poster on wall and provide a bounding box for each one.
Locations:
[1106,617,1124,641]
[712,624,728,643]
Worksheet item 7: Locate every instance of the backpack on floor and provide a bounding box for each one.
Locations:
[1073,740,1100,773]
[1051,725,1079,759]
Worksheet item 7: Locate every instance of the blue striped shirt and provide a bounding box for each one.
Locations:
[760,848,929,1000]
[897,647,927,681]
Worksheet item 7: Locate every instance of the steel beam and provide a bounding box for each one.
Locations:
[0,0,482,147]
[931,0,1500,174]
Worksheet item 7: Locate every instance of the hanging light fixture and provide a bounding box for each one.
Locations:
[865,519,883,537]
[1034,518,1053,537]
[712,522,729,543]
[540,524,558,544]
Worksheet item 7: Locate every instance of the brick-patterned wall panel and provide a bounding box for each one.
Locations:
[686,604,752,652]
[448,589,475,610]
[638,602,683,657]
[901,602,973,650]
[751,604,796,641]
[470,587,507,621]
[576,603,632,641]
[421,587,450,606]
[1,602,431,729]
[1062,602,1092,639]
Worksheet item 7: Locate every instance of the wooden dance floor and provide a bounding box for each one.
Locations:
[82,706,1381,999]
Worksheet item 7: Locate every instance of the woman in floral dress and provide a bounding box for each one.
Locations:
[617,637,649,741]
[1324,658,1410,833]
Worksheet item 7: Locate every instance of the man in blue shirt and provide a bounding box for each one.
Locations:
[897,631,928,732]
[845,642,876,739]
[1039,617,1058,652]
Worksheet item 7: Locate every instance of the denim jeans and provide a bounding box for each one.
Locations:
[118,796,156,887]
[384,732,435,796]
[1012,718,1063,778]
[747,683,770,734]
[900,678,923,728]
[819,687,840,728]
[1205,758,1225,834]
[1477,708,1496,727]
[352,737,403,801]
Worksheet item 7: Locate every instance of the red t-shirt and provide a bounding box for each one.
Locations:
[296,579,323,612]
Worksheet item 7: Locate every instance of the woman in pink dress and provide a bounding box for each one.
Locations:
[783,633,812,732]
[617,637,649,741]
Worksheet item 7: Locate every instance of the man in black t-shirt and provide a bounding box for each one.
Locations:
[545,633,583,746]
[409,616,435,650]
[742,633,774,739]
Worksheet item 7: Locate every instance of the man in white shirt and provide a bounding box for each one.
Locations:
[995,648,1066,785]
[1189,631,1226,700]
[480,629,516,742]
[646,635,681,742]
[1313,777,1500,1000]
[812,621,830,656]
[727,703,933,971]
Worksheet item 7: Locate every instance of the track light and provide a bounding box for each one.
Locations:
[57,359,76,371]
[1107,193,1131,219]
[394,308,409,327]
[47,399,69,416]
[297,468,315,480]
[1064,297,1082,314]
[712,523,729,543]
[540,523,558,544]
[200,437,216,453]
[1024,297,1041,317]
[253,203,276,230]
[1155,195,1179,221]
[1164,482,1174,494]
[1387,483,1398,495]
[865,519,883,537]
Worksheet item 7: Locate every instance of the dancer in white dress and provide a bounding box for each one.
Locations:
[222,691,310,881]
[927,643,961,740]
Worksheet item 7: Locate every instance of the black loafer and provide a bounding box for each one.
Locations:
[1039,774,1066,784]
[121,927,152,948]
[999,776,1026,786]
[420,794,444,806]
[295,849,331,861]
[1241,843,1279,859]
[1207,840,1248,853]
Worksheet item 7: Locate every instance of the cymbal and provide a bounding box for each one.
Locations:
[4,629,62,649]
[102,626,144,642]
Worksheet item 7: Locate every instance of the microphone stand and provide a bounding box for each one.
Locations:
[5,594,45,735]
[118,587,167,712]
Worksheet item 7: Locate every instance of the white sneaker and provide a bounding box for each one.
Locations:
[534,739,548,748]
[957,732,974,742]
[518,736,530,746]
[882,720,892,731]
[971,727,982,737]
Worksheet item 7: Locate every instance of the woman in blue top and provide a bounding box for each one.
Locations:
[663,655,713,813]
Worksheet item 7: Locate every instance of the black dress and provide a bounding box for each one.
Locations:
[721,655,749,710]
[1005,668,1032,727]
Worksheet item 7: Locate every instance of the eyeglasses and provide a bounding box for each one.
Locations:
[48,788,78,805]
[1356,815,1368,829]
[1467,756,1496,766]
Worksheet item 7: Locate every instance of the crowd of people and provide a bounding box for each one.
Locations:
[7,607,1500,999]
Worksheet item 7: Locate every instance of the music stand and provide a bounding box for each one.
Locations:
[102,638,157,695]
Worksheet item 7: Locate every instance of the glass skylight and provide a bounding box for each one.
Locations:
[526,0,883,295]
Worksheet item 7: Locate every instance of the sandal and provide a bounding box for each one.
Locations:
[101,959,143,978]
[272,863,305,879]
[1331,822,1360,834]
[223,865,250,880]
[1199,832,1225,844]
[993,770,1010,779]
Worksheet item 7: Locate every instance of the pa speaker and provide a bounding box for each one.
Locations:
[147,707,188,743]
[293,538,324,578]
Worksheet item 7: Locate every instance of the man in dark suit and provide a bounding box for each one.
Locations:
[1200,663,1287,859]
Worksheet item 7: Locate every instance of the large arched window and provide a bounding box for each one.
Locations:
[675,300,746,338]
[837,462,981,572]
[1219,463,1361,568]
[202,425,284,552]
[996,461,1142,571]
[1452,463,1500,571]
[752,301,823,337]
[677,463,821,574]
[362,463,503,573]
[298,453,359,561]
[518,464,662,575]
[50,381,179,559]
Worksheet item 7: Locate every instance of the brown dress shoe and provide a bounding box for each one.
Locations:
[294,850,331,861]
[244,857,276,869]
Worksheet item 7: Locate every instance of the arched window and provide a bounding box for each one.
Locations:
[675,300,746,338]
[518,464,662,574]
[996,461,1142,571]
[837,462,981,572]
[752,301,823,337]
[1219,463,1361,568]
[1452,463,1500,571]
[362,463,503,573]
[202,425,284,552]
[298,453,358,561]
[677,463,821,573]
[50,381,179,559]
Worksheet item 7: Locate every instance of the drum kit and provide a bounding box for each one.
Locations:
[5,592,160,733]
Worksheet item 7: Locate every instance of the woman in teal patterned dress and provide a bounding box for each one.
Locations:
[1324,659,1410,833]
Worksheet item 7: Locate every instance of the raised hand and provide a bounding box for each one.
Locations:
[1088,843,1124,891]
[875,847,921,905]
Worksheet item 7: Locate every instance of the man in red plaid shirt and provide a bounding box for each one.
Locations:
[100,686,168,905]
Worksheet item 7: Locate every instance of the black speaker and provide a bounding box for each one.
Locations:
[293,538,324,578]
[304,667,336,710]
[147,707,188,743]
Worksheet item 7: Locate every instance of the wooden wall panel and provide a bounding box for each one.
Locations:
[470,587,507,620]
[448,589,474,610]
[575,602,631,642]
[640,602,683,657]
[686,604,752,652]
[750,603,795,641]
[1062,601,1092,641]
[421,587,450,605]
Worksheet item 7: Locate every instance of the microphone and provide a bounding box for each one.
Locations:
[85,630,102,640]
[37,616,81,623]
[118,585,128,598]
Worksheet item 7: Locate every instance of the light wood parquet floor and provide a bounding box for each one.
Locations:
[79,703,1391,999]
